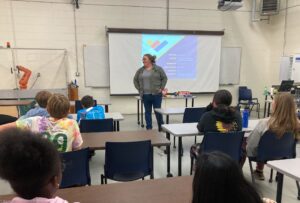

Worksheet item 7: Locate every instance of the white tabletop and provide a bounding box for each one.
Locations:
[161,119,260,137]
[70,112,124,121]
[154,108,186,115]
[267,158,300,182]
[135,95,196,100]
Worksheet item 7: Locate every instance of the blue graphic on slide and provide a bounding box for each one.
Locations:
[142,34,197,79]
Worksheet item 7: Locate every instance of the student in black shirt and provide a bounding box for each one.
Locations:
[190,89,243,169]
[197,89,242,133]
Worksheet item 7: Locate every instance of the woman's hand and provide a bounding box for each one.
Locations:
[162,88,168,96]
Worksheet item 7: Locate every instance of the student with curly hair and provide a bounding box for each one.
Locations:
[0,128,67,203]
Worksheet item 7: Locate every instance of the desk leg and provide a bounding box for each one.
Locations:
[137,99,140,125]
[263,96,267,118]
[141,100,144,128]
[267,103,271,117]
[151,147,154,179]
[185,98,188,107]
[113,121,116,131]
[166,132,173,177]
[105,105,109,113]
[178,137,182,176]
[192,98,194,107]
[296,181,300,200]
[276,173,284,203]
[117,121,120,131]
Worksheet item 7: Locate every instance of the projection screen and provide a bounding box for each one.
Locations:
[108,33,222,95]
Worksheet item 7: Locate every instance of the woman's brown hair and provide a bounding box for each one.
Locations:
[268,93,299,138]
[143,54,156,64]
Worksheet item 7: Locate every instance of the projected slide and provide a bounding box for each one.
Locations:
[142,35,197,79]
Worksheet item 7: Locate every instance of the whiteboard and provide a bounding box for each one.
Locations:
[219,47,242,85]
[0,48,68,90]
[83,45,109,87]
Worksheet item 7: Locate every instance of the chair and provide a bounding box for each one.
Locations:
[101,140,153,184]
[75,99,97,113]
[190,131,245,175]
[60,148,91,188]
[238,86,260,118]
[248,130,296,184]
[79,118,114,133]
[173,107,207,148]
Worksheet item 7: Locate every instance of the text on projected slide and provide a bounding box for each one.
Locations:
[142,35,197,80]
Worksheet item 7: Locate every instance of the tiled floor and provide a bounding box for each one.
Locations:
[0,114,299,203]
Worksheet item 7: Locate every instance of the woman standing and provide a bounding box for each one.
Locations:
[134,54,168,130]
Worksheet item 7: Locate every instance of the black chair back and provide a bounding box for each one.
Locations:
[79,118,114,133]
[256,130,296,162]
[202,131,245,162]
[182,107,206,123]
[60,148,91,188]
[104,140,153,181]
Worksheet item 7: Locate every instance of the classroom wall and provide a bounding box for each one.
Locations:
[284,0,300,55]
[0,0,289,114]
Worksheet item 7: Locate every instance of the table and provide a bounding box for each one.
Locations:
[267,158,300,203]
[70,112,124,131]
[154,107,185,124]
[162,119,260,176]
[0,99,34,116]
[81,130,172,177]
[135,95,196,128]
[0,176,193,203]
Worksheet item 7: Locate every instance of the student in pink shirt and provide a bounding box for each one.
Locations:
[0,128,68,203]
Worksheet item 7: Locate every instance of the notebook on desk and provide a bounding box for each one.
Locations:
[278,80,294,92]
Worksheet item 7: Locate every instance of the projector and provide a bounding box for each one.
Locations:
[218,0,243,11]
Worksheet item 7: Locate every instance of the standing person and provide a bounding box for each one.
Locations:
[134,54,168,131]
[192,152,276,203]
[0,128,68,203]
[247,93,299,180]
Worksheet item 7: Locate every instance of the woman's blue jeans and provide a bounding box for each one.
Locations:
[142,94,164,130]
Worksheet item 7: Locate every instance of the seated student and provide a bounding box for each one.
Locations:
[197,89,242,133]
[0,128,67,203]
[19,90,52,120]
[192,151,276,203]
[190,90,242,163]
[0,94,82,152]
[76,95,105,123]
[247,93,299,180]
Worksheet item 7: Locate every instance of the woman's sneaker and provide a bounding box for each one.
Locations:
[253,170,265,180]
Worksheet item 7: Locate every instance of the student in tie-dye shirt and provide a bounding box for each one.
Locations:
[0,94,82,152]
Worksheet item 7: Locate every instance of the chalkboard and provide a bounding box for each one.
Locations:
[220,47,242,85]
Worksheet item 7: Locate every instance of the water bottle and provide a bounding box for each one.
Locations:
[242,108,249,128]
